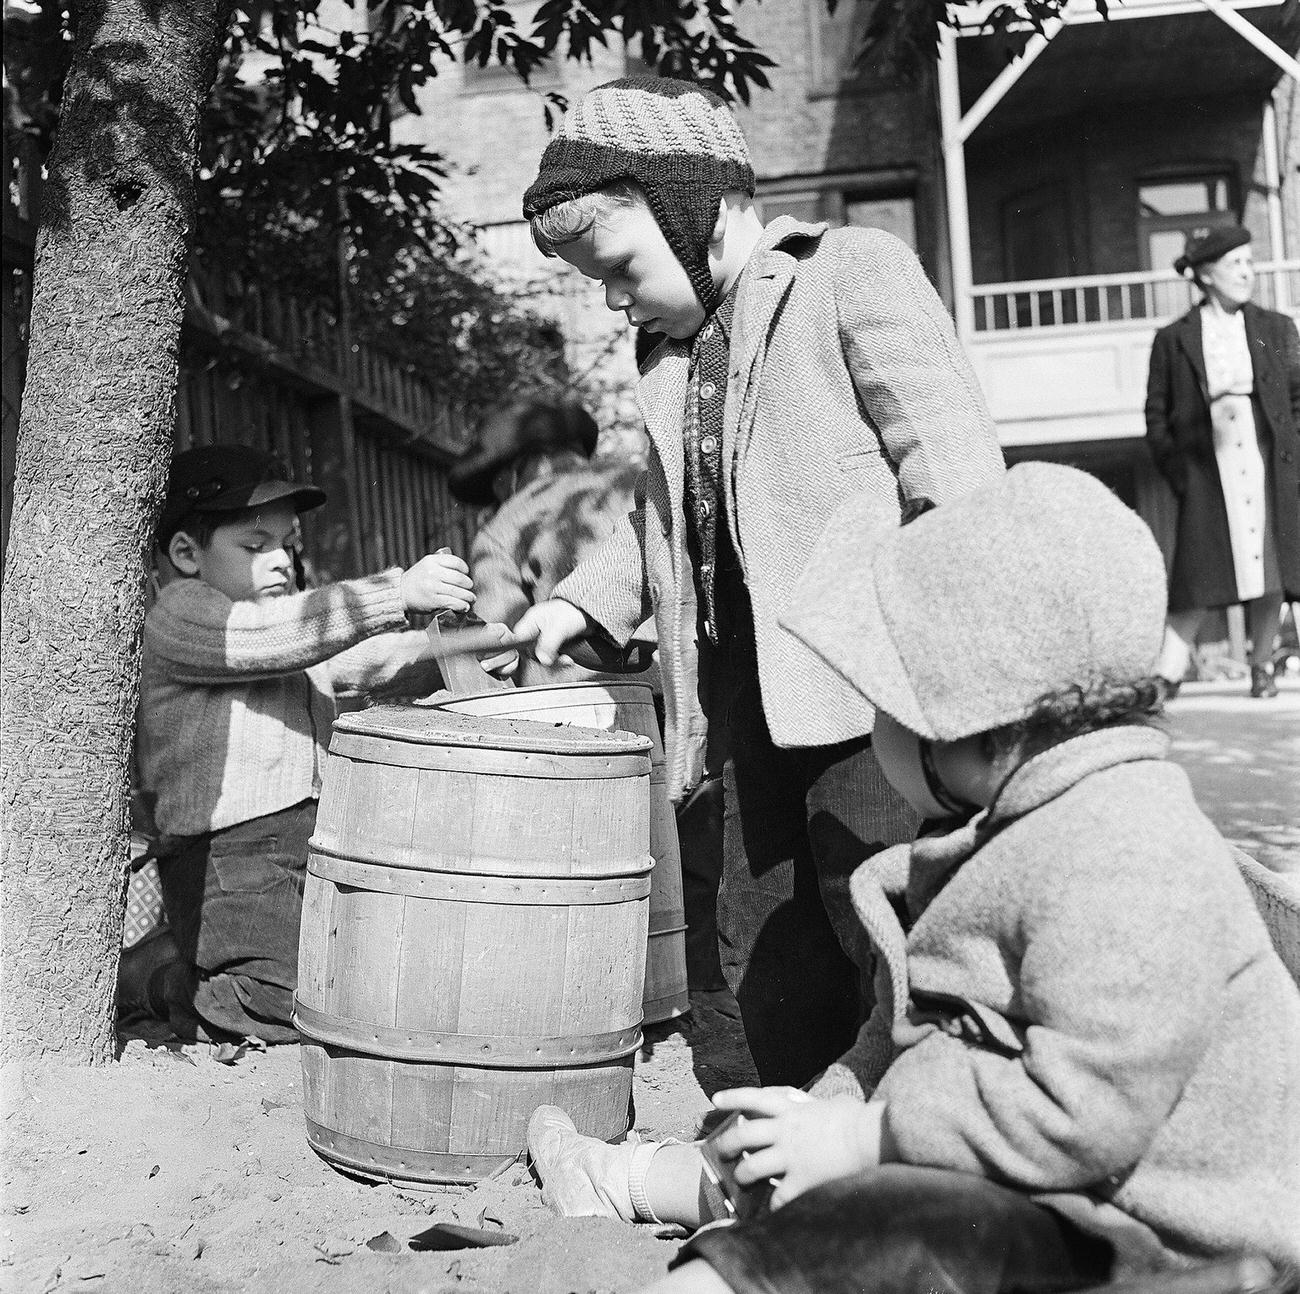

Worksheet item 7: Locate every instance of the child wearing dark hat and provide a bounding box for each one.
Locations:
[526,462,1300,1293]
[123,443,515,1043]
[513,76,1005,1088]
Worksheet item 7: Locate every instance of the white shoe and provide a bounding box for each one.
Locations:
[526,1105,638,1220]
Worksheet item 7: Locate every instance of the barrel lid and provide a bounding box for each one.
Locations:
[332,704,652,756]
[437,680,654,712]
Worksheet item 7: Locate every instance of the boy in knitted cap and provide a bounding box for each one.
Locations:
[526,462,1300,1293]
[513,76,1005,1086]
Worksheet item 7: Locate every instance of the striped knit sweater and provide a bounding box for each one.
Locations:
[139,571,427,837]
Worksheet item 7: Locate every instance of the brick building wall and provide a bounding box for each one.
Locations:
[732,0,945,279]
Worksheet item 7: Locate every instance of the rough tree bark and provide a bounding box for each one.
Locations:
[1,0,231,1063]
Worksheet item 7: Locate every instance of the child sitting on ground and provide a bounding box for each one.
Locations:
[527,462,1300,1292]
[122,443,515,1044]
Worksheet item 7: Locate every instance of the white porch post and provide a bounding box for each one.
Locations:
[938,22,975,343]
[1262,98,1290,308]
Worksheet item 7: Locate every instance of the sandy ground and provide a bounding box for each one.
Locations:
[2,998,756,1294]
[4,675,1295,1293]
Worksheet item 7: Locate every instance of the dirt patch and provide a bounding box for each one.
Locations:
[3,999,755,1293]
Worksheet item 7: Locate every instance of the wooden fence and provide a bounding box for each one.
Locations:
[2,131,482,585]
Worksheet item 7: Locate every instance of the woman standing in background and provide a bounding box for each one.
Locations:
[1145,225,1300,698]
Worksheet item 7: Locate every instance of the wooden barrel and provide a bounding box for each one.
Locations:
[294,705,652,1188]
[436,682,690,1024]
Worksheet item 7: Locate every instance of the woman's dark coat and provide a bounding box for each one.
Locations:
[1145,301,1300,610]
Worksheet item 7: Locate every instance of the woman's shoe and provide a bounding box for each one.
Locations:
[1250,665,1279,699]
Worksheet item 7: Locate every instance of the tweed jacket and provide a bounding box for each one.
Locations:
[1144,301,1300,607]
[139,572,441,836]
[813,726,1300,1271]
[554,218,1004,800]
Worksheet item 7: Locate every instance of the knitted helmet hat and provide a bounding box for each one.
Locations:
[781,463,1168,742]
[522,76,756,315]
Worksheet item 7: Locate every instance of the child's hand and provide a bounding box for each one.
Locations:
[474,622,521,680]
[709,1087,890,1210]
[511,599,593,666]
[401,552,474,614]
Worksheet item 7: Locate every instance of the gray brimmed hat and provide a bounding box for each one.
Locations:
[782,463,1167,742]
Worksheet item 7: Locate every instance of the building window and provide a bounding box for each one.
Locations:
[757,173,917,249]
[1137,171,1237,272]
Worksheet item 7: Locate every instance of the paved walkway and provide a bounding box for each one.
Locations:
[1163,674,1300,881]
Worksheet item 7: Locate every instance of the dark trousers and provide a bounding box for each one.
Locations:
[157,799,315,1043]
[679,1164,1114,1294]
[675,776,727,992]
[716,671,916,1086]
[702,572,918,1088]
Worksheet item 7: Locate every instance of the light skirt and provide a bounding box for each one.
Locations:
[1211,394,1277,602]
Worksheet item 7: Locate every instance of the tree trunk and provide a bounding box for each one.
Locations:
[0,0,230,1063]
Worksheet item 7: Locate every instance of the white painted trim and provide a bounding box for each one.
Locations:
[938,24,976,342]
[1262,100,1290,298]
[952,0,1283,35]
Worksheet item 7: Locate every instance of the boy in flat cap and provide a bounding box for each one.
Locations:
[513,76,1004,1085]
[123,443,514,1043]
[526,463,1300,1294]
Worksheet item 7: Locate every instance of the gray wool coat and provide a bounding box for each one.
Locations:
[812,726,1300,1272]
[554,218,1004,800]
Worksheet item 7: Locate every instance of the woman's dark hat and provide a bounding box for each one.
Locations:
[449,401,599,506]
[1174,224,1251,276]
[158,444,326,545]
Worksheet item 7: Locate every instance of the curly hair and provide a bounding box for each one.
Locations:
[530,180,644,257]
[990,674,1166,762]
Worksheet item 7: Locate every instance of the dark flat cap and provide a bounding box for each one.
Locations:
[158,444,325,545]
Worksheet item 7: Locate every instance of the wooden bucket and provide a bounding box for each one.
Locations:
[436,682,690,1024]
[294,706,652,1188]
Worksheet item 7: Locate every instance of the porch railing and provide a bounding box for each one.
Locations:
[973,262,1300,332]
